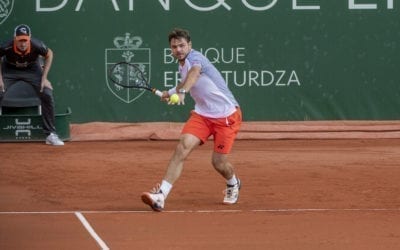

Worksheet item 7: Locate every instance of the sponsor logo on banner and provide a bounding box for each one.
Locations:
[2,118,42,140]
[105,33,151,103]
[0,0,14,25]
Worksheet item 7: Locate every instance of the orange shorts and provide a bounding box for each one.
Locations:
[181,108,242,154]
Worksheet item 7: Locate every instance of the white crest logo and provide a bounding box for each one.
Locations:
[105,33,151,103]
[0,0,14,25]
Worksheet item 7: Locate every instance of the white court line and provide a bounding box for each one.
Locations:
[1,208,400,215]
[75,212,110,250]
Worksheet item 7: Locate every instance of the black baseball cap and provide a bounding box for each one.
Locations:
[14,24,31,41]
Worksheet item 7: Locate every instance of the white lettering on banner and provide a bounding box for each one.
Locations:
[163,47,301,88]
[388,0,393,8]
[164,48,245,64]
[349,0,376,9]
[158,0,169,10]
[242,0,278,11]
[35,0,396,12]
[111,0,120,11]
[349,0,393,9]
[198,48,246,64]
[221,70,301,87]
[185,0,231,11]
[164,48,175,64]
[163,70,301,88]
[164,71,181,87]
[36,0,67,11]
[293,0,320,10]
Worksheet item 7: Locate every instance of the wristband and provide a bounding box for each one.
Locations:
[168,87,177,96]
[178,88,187,94]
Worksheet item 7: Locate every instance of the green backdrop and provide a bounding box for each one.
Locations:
[1,0,399,122]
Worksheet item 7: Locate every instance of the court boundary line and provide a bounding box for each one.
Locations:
[1,207,400,215]
[75,212,110,250]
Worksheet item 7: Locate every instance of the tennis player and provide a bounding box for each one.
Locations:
[141,28,242,211]
[0,24,64,145]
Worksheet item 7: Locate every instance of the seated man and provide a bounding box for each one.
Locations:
[0,24,64,145]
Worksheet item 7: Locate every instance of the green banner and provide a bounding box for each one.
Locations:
[1,1,399,122]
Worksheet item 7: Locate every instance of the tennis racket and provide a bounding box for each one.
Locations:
[108,62,163,97]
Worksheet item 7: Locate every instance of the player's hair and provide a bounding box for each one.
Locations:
[168,28,191,43]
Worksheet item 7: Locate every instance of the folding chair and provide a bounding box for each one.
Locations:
[0,81,41,115]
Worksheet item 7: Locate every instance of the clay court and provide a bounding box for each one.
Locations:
[1,122,400,249]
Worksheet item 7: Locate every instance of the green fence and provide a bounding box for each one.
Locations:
[1,1,399,122]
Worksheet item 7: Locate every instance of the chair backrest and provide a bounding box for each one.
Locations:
[1,81,41,107]
[0,81,41,115]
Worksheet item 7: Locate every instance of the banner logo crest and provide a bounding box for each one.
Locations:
[0,0,14,25]
[105,33,151,103]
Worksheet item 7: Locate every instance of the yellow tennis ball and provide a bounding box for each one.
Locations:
[170,93,180,104]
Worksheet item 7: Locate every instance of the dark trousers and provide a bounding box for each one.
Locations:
[0,66,56,135]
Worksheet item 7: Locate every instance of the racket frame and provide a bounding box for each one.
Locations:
[108,62,162,97]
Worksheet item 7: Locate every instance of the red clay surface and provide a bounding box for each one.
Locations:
[1,139,400,249]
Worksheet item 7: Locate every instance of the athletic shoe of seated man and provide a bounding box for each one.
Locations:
[46,132,65,146]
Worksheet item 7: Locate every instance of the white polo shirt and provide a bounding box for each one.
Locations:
[179,49,239,118]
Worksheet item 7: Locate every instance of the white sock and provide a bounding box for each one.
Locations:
[160,180,173,198]
[227,175,238,186]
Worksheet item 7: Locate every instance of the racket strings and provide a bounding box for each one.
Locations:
[110,63,149,88]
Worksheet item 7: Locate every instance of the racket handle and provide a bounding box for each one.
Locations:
[153,89,163,97]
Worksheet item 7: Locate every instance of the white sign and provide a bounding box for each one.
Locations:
[35,0,395,12]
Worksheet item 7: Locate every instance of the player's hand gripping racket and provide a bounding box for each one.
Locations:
[108,62,162,97]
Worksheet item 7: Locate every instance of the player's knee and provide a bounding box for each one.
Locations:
[211,154,226,169]
[175,141,191,160]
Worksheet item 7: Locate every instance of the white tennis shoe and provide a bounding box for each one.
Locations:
[141,184,165,212]
[46,133,64,146]
[223,179,241,204]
